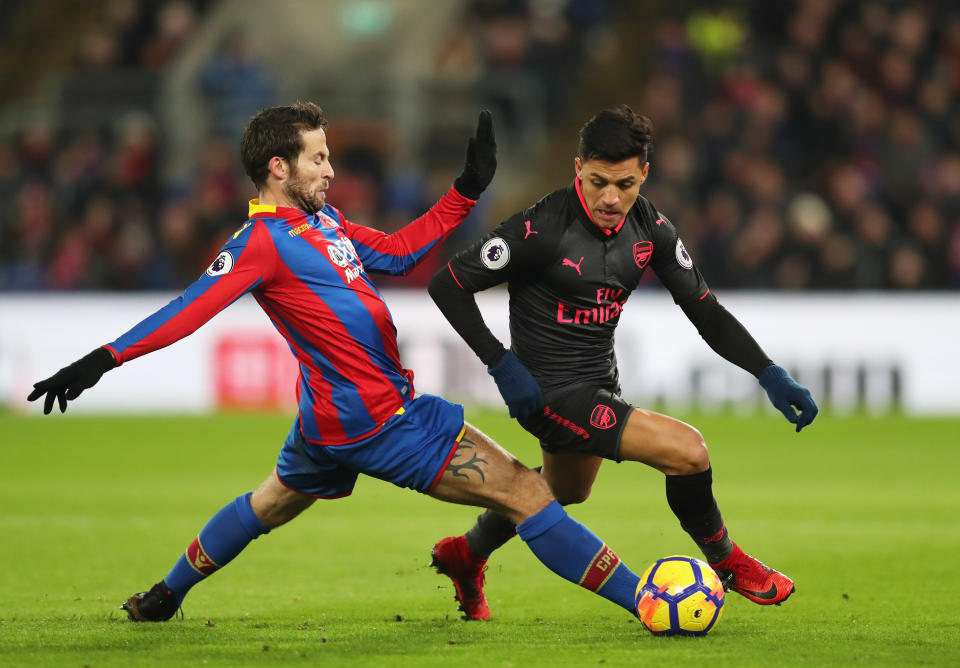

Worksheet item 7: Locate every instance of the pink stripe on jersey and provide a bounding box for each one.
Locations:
[448,263,467,290]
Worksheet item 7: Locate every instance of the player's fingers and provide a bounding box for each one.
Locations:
[795,392,818,425]
[476,109,494,145]
[57,391,68,414]
[467,137,477,170]
[795,405,818,432]
[776,401,799,424]
[27,386,44,402]
[43,391,55,415]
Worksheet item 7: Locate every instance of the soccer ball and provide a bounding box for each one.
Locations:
[635,555,725,636]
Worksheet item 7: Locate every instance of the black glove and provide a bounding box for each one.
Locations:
[488,350,544,420]
[27,347,116,414]
[453,110,497,200]
[758,364,819,432]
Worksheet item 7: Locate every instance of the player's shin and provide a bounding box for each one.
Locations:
[516,501,640,614]
[163,492,269,604]
[462,465,539,558]
[665,466,734,563]
[464,509,517,558]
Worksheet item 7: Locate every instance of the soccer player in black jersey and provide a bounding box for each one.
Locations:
[428,106,818,620]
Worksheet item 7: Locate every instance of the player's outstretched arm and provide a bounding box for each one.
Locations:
[27,347,116,414]
[428,266,544,420]
[453,110,497,200]
[759,364,819,432]
[676,294,818,432]
[339,111,496,275]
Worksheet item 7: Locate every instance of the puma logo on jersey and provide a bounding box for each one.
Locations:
[524,220,538,239]
[562,257,584,275]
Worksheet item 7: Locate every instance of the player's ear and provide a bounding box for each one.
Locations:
[574,156,582,176]
[268,156,288,181]
[640,161,649,183]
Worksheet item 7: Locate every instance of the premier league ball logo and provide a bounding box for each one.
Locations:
[675,240,693,269]
[480,237,510,270]
[205,250,234,276]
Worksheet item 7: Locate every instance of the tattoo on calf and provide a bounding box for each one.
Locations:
[447,438,488,483]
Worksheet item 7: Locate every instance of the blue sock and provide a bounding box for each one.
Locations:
[163,492,269,604]
[516,501,640,614]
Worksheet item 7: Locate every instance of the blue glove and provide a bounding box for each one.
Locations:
[759,365,819,432]
[488,351,544,420]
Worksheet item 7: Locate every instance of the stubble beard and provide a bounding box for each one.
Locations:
[284,172,324,214]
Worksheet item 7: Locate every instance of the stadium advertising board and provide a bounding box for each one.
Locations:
[1,292,956,414]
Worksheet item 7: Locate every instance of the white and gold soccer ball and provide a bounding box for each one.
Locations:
[635,555,725,636]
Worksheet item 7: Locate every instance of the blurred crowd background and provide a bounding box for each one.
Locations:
[1,0,959,292]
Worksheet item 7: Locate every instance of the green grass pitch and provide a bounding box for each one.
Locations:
[1,409,958,667]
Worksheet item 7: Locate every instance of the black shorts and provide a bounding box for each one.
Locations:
[517,383,634,461]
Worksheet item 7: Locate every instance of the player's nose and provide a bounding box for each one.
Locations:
[600,186,619,205]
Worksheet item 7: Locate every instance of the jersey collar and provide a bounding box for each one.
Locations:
[248,198,307,219]
[574,178,626,236]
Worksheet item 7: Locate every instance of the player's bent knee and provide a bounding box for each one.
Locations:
[251,473,315,529]
[552,485,592,505]
[498,467,554,522]
[678,427,710,474]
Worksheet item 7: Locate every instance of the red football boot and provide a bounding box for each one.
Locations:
[431,536,491,620]
[710,544,795,605]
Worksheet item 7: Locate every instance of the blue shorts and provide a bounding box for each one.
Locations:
[275,393,465,498]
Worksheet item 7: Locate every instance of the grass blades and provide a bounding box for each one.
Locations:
[1,410,958,667]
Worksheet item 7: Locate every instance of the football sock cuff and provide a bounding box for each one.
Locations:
[234,492,269,538]
[164,492,269,601]
[516,500,566,541]
[518,502,640,613]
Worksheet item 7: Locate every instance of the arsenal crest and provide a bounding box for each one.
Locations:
[590,404,617,429]
[633,241,653,269]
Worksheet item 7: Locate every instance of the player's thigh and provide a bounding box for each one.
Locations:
[618,409,709,475]
[428,421,553,524]
[250,470,317,529]
[540,450,603,505]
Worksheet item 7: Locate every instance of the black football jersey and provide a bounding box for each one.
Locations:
[447,181,710,391]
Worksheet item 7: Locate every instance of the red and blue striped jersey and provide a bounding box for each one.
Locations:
[104,186,475,445]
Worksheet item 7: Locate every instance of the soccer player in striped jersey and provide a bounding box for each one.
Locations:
[29,103,650,623]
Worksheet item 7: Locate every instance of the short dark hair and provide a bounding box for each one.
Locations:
[240,102,328,189]
[577,105,653,164]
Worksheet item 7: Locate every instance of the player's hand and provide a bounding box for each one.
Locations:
[758,365,818,432]
[27,347,116,414]
[488,350,544,420]
[453,110,497,200]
